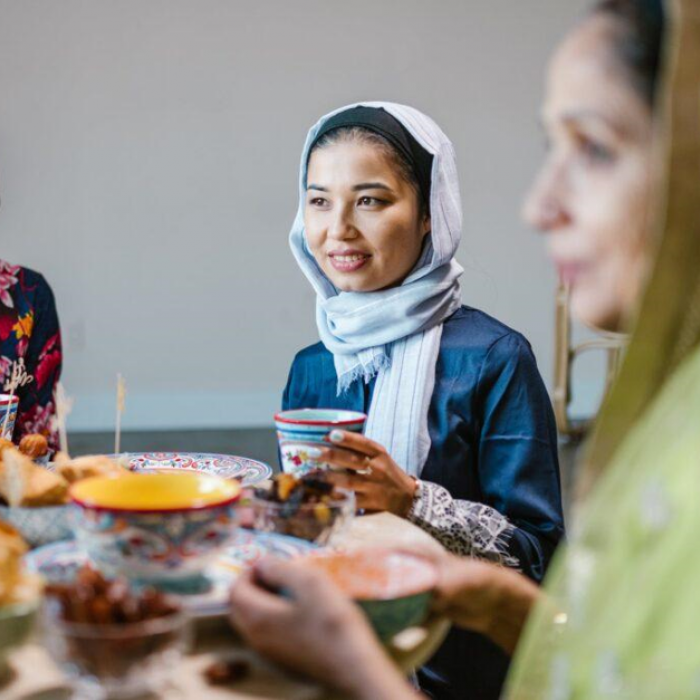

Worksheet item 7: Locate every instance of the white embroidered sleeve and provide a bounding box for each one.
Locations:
[407,480,519,566]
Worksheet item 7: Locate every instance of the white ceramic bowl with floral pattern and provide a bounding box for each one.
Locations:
[275,409,366,477]
[70,472,241,589]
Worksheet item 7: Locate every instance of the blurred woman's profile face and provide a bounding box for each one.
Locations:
[523,14,656,332]
[305,141,430,293]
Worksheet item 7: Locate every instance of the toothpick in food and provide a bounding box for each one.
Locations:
[115,374,126,455]
[53,383,74,456]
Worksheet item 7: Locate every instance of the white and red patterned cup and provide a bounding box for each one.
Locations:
[275,409,366,477]
[0,394,19,441]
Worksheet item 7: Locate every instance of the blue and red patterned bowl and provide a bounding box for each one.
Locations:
[0,504,72,547]
[0,394,19,441]
[70,472,241,588]
[274,409,366,477]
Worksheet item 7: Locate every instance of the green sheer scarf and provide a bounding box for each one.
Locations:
[504,0,700,697]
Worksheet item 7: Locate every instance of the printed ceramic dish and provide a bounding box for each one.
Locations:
[25,529,318,618]
[70,473,241,587]
[274,409,366,477]
[0,504,72,548]
[121,452,272,486]
[0,393,18,441]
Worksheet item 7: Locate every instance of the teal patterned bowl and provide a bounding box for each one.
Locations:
[0,505,72,547]
[307,549,437,641]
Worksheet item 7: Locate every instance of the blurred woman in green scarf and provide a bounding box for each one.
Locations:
[231,1,700,697]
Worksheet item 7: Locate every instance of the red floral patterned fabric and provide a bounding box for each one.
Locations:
[0,260,62,451]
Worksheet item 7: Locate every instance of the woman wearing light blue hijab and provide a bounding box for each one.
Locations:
[283,102,563,699]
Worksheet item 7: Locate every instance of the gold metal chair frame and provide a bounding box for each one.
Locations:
[553,282,627,439]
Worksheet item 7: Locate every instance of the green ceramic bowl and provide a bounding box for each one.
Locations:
[0,600,38,678]
[358,590,434,641]
[307,549,438,641]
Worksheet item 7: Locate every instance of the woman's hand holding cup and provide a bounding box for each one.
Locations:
[320,430,418,517]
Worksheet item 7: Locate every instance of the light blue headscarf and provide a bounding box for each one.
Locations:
[290,102,463,477]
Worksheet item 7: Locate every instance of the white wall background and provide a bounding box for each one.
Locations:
[0,0,597,432]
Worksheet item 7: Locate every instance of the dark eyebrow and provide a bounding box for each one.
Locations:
[306,182,395,193]
[352,182,393,192]
[560,110,626,138]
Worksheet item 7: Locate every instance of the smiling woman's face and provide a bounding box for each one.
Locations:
[523,14,656,332]
[304,140,430,293]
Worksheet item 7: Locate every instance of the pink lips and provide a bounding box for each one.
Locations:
[328,249,371,273]
[556,261,588,286]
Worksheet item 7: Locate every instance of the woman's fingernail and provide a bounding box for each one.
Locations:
[329,430,344,443]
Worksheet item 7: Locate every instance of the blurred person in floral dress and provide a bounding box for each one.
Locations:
[0,259,62,451]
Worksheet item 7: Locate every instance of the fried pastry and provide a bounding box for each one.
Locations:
[55,454,129,484]
[18,433,49,458]
[0,520,28,605]
[0,447,69,507]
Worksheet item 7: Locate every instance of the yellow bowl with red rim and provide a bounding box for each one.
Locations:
[70,473,241,587]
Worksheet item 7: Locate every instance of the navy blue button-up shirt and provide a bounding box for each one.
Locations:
[283,306,564,699]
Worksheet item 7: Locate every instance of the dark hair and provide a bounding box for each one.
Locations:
[594,0,666,106]
[309,126,429,218]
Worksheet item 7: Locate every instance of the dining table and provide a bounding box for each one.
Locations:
[3,512,449,700]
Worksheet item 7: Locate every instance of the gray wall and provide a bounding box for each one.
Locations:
[0,0,593,431]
